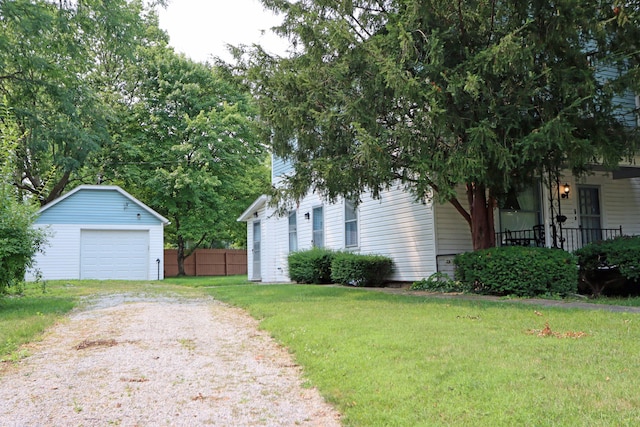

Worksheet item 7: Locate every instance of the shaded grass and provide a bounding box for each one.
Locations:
[203,284,640,426]
[0,295,75,360]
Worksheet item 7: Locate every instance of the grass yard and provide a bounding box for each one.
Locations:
[202,284,640,426]
[2,277,640,425]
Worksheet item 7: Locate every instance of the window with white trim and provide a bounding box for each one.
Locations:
[288,211,298,252]
[312,206,324,248]
[345,200,358,247]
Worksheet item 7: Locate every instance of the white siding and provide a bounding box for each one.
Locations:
[562,172,640,235]
[28,224,81,281]
[434,191,474,255]
[27,224,164,281]
[358,188,437,281]
[253,187,438,283]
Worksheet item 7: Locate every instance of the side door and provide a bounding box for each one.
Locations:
[252,221,261,280]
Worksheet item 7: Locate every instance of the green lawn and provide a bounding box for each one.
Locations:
[203,284,640,426]
[2,278,640,426]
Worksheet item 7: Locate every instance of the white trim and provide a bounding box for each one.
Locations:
[238,195,268,222]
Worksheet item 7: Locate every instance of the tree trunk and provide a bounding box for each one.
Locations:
[177,235,186,276]
[467,182,496,250]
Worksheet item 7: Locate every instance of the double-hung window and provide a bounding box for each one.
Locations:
[288,211,298,252]
[345,200,358,247]
[312,206,324,248]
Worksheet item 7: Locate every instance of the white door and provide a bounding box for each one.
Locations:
[80,230,149,280]
[252,221,261,280]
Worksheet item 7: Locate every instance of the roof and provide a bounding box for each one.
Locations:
[237,195,268,222]
[37,185,170,225]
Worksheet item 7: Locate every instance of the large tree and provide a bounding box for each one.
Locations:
[0,0,165,204]
[244,0,639,249]
[103,47,268,276]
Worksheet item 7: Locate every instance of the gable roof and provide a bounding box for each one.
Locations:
[237,195,268,222]
[37,185,170,225]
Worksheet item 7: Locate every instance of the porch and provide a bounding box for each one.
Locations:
[495,225,624,252]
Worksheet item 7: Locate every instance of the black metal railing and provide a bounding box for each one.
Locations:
[495,226,623,252]
[559,226,623,252]
[495,229,538,247]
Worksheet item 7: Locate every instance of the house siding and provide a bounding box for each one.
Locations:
[27,223,165,281]
[357,188,437,282]
[247,186,439,283]
[272,154,294,184]
[35,189,160,225]
[560,172,640,235]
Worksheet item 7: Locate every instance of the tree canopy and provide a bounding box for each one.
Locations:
[102,46,268,275]
[244,0,640,249]
[0,0,165,204]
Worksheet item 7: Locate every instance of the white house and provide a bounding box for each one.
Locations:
[27,185,169,281]
[240,79,640,284]
[239,157,640,284]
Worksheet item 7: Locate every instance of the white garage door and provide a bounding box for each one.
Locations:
[80,230,149,280]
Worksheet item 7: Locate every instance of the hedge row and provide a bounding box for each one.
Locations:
[288,249,393,287]
[454,246,578,297]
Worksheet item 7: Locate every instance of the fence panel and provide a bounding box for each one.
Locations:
[164,249,247,277]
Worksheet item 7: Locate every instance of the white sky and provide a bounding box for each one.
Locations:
[157,0,290,63]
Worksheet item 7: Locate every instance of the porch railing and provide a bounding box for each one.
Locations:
[495,226,623,252]
[559,226,623,252]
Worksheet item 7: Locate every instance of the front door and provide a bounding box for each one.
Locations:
[578,186,602,244]
[252,221,261,280]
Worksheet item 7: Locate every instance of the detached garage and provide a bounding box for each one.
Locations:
[27,185,169,281]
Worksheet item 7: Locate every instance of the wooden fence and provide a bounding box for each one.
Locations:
[164,249,247,277]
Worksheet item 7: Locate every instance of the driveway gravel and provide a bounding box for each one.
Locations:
[0,295,341,426]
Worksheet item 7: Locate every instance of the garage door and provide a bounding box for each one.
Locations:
[80,230,149,280]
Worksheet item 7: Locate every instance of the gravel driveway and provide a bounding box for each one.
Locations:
[0,295,341,426]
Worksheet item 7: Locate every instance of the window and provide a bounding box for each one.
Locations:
[288,211,297,252]
[499,182,542,233]
[345,200,358,247]
[312,206,324,248]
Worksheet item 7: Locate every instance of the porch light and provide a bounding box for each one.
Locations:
[561,183,570,199]
[304,212,310,220]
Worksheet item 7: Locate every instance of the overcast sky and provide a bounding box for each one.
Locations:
[157,0,289,63]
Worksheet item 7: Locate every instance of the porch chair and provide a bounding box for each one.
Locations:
[533,224,545,247]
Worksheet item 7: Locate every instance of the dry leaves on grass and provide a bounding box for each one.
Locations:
[527,322,588,339]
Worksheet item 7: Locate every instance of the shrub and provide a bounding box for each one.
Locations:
[574,236,640,296]
[331,252,393,287]
[411,272,469,293]
[454,246,578,297]
[287,248,335,284]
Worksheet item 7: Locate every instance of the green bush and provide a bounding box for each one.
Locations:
[0,201,47,294]
[331,252,393,287]
[287,248,335,284]
[574,236,640,296]
[411,272,470,293]
[454,246,578,297]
